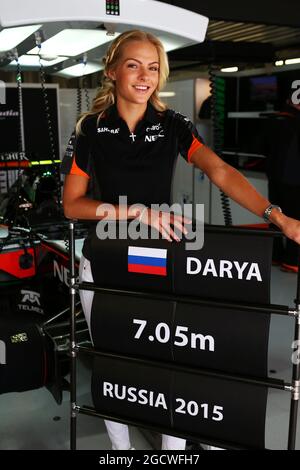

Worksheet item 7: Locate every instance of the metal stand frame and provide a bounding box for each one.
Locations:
[68,220,300,450]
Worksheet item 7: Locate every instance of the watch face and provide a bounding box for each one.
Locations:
[264,205,282,222]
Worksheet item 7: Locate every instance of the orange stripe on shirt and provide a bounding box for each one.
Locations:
[70,155,89,178]
[187,134,203,163]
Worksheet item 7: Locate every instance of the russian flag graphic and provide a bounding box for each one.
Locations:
[128,246,167,276]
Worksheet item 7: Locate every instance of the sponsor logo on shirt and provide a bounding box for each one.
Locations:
[97,127,120,134]
[128,246,167,276]
[145,122,165,142]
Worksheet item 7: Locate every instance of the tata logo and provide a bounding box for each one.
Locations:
[21,290,41,305]
[0,340,6,365]
[53,259,69,286]
[186,257,262,281]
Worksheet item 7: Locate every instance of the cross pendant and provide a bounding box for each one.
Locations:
[129,132,136,142]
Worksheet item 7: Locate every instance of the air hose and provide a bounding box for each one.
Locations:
[35,31,62,212]
[209,66,232,226]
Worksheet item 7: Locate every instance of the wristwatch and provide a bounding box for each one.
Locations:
[263,204,282,222]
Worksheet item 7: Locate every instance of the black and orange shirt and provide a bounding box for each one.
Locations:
[61,102,204,207]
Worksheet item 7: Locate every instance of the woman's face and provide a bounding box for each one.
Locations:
[109,40,160,106]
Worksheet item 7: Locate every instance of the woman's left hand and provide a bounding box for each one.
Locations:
[280,215,300,245]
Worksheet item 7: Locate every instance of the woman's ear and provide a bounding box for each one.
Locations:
[107,70,116,81]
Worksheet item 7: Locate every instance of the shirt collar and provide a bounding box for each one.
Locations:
[105,102,159,125]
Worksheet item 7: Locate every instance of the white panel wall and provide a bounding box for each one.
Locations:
[161,80,195,217]
[211,171,268,225]
[58,88,96,159]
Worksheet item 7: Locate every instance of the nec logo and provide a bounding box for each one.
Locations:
[21,290,41,305]
[53,259,69,286]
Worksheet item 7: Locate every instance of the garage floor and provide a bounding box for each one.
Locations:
[0,265,298,450]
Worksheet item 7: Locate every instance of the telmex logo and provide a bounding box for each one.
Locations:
[21,290,41,305]
[186,257,262,281]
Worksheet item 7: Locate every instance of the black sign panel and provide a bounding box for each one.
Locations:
[90,230,174,293]
[0,88,20,152]
[0,86,59,159]
[173,302,270,377]
[91,293,175,363]
[92,356,268,449]
[91,293,270,378]
[92,356,172,428]
[0,312,46,393]
[172,369,267,449]
[89,229,272,304]
[174,232,272,304]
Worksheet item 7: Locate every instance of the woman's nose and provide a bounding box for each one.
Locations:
[138,67,150,80]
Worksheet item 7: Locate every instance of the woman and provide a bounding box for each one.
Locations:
[61,30,300,450]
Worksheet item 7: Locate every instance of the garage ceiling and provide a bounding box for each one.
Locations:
[157,0,300,29]
[158,1,300,71]
[207,20,300,48]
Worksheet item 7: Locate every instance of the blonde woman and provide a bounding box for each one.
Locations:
[62,30,300,450]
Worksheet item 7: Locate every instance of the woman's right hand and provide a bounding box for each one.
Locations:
[139,208,192,242]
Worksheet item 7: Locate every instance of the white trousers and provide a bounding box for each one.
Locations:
[79,256,186,450]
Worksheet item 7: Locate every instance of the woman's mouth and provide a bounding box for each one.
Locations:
[133,85,150,93]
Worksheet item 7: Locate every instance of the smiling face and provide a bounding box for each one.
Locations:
[108,40,160,107]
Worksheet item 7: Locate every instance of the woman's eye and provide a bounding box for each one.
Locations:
[127,63,137,68]
[150,67,159,72]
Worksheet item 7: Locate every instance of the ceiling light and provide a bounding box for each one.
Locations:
[221,66,239,73]
[275,60,284,66]
[28,29,118,57]
[9,54,68,67]
[285,58,300,65]
[55,62,103,78]
[157,35,188,52]
[0,24,41,52]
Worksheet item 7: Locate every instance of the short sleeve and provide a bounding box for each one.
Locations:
[174,112,204,163]
[60,120,91,178]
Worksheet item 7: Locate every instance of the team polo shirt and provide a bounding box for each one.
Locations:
[61,102,204,258]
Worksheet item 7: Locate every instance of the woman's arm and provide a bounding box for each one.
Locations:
[63,174,189,241]
[63,174,141,220]
[190,145,300,244]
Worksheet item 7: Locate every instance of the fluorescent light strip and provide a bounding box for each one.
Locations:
[285,58,300,65]
[55,62,103,78]
[275,60,284,66]
[0,24,41,52]
[10,54,68,67]
[28,29,118,57]
[221,66,239,73]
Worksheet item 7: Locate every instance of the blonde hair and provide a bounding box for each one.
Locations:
[76,29,169,133]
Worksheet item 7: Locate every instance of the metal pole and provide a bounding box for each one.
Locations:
[287,247,300,450]
[69,220,77,450]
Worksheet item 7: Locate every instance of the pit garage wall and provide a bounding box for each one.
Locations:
[163,78,268,225]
